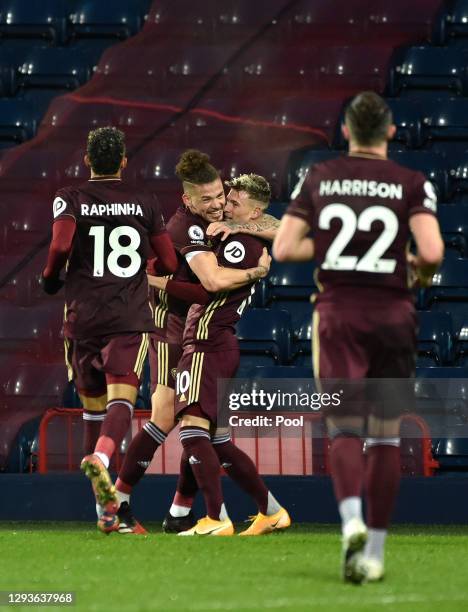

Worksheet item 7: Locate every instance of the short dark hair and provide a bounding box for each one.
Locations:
[345,91,393,146]
[225,173,271,205]
[87,127,125,175]
[175,149,219,185]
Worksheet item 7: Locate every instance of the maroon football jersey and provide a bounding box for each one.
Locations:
[286,153,437,302]
[183,233,267,352]
[151,206,214,344]
[53,178,165,339]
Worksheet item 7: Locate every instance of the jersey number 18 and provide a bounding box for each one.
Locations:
[89,225,141,278]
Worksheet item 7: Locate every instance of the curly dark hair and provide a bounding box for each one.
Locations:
[345,91,393,146]
[87,127,126,175]
[175,149,219,185]
[225,173,271,205]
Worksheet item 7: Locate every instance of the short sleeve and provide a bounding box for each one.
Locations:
[150,194,166,235]
[179,222,212,257]
[408,171,437,217]
[285,170,316,228]
[52,188,76,223]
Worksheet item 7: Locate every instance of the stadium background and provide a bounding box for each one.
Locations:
[0,0,467,524]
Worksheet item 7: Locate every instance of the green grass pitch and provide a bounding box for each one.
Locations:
[0,523,468,611]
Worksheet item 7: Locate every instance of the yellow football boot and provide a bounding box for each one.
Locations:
[178,516,234,536]
[239,507,291,536]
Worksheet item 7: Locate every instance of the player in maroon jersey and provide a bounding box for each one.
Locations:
[41,127,177,532]
[166,173,290,536]
[113,152,277,533]
[273,92,444,582]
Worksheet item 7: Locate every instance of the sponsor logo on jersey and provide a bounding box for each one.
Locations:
[81,203,144,216]
[53,197,67,218]
[423,181,437,213]
[188,225,205,241]
[319,179,403,200]
[224,241,245,263]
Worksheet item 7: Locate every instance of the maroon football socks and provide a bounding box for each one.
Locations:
[179,426,224,520]
[116,422,167,492]
[94,400,134,463]
[213,438,270,514]
[365,443,401,529]
[329,434,364,501]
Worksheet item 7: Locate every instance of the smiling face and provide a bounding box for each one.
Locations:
[224,188,263,224]
[182,178,225,223]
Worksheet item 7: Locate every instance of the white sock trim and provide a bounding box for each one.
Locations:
[366,437,400,448]
[339,496,363,527]
[266,491,282,516]
[94,451,110,469]
[170,503,190,518]
[107,399,134,417]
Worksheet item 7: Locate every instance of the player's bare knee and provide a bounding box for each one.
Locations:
[180,415,210,431]
[107,382,138,405]
[367,415,401,440]
[326,416,364,440]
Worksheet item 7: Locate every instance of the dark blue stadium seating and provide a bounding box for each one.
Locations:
[417,311,454,366]
[421,98,468,146]
[265,260,316,328]
[423,259,468,333]
[0,99,38,143]
[390,47,468,96]
[438,205,468,257]
[438,0,468,45]
[17,47,91,90]
[70,0,150,40]
[291,314,312,367]
[0,0,69,44]
[236,308,292,366]
[455,323,468,366]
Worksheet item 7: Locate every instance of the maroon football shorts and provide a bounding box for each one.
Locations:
[313,297,416,419]
[174,347,240,425]
[148,333,182,393]
[65,332,149,395]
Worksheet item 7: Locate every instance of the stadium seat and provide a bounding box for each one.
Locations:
[455,323,468,366]
[0,0,69,44]
[433,436,468,470]
[423,259,468,332]
[252,365,314,379]
[416,366,468,379]
[417,311,454,366]
[17,47,91,90]
[437,205,468,257]
[422,98,468,147]
[390,47,468,96]
[287,0,369,44]
[291,314,313,366]
[266,202,287,220]
[70,0,147,39]
[0,48,18,96]
[388,151,448,199]
[439,0,468,45]
[265,260,316,328]
[367,0,442,45]
[0,193,49,254]
[236,308,292,366]
[0,303,63,359]
[447,161,468,202]
[287,149,341,198]
[0,99,38,144]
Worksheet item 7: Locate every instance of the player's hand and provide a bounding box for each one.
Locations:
[40,273,64,295]
[257,247,272,277]
[407,253,434,289]
[147,274,168,291]
[207,222,236,241]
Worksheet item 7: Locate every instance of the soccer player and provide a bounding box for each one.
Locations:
[273,92,444,582]
[41,127,177,532]
[113,152,276,533]
[170,173,291,536]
